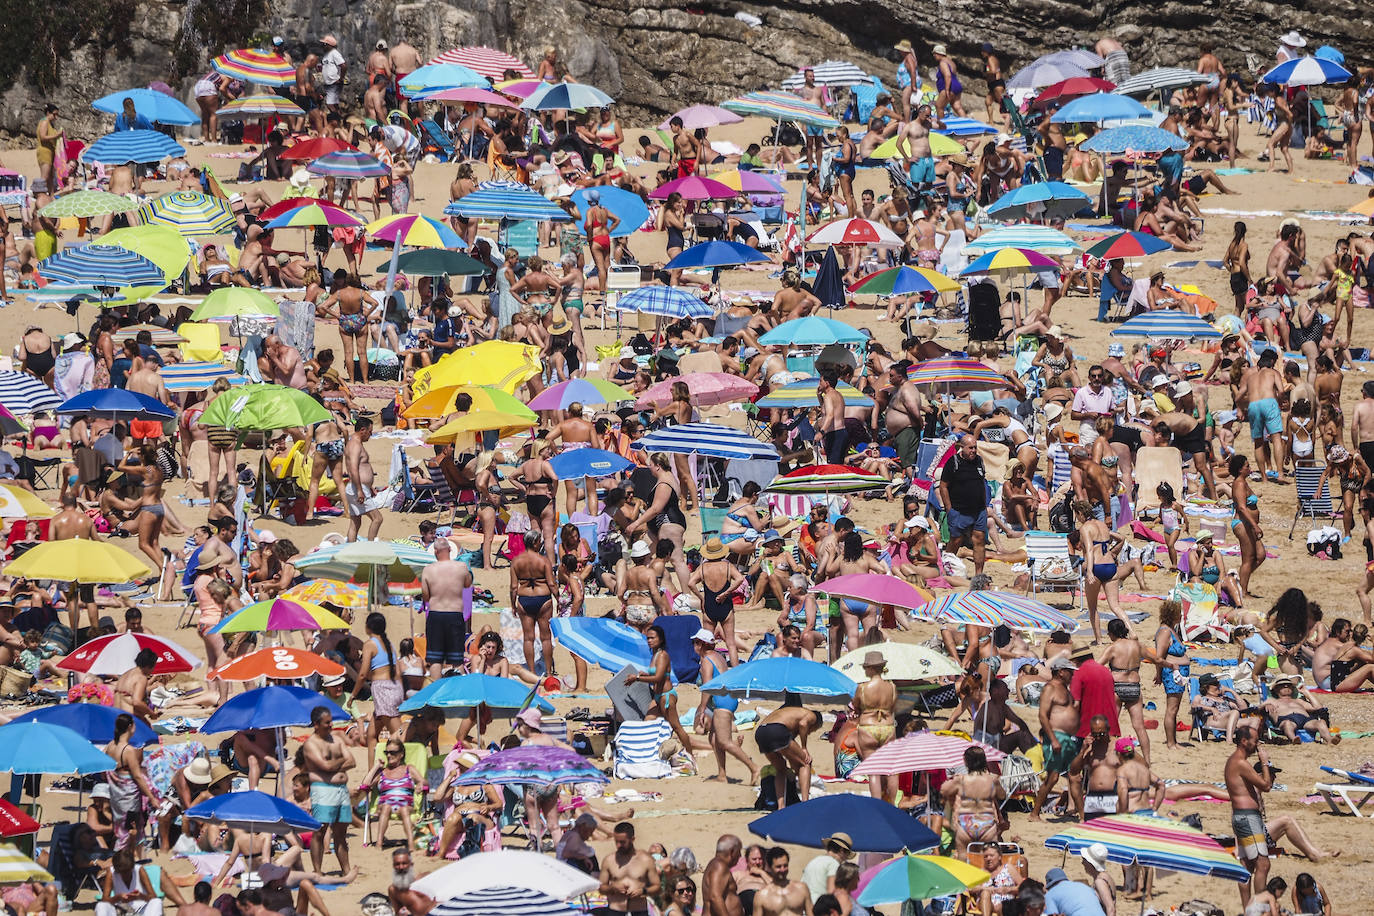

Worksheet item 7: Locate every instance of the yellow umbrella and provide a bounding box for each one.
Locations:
[0,485,54,519]
[5,539,151,583]
[1346,197,1374,217]
[403,385,537,422]
[426,409,537,445]
[280,580,369,610]
[0,844,53,883]
[872,131,964,159]
[412,341,542,396]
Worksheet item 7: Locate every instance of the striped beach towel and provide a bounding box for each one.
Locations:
[613,720,673,779]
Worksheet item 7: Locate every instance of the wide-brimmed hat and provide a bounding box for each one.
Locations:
[516,708,543,731]
[894,40,914,53]
[1195,530,1214,543]
[701,537,728,560]
[553,150,572,167]
[196,551,226,570]
[289,168,312,190]
[932,44,948,57]
[321,673,346,688]
[825,832,854,851]
[1081,843,1111,872]
[630,540,651,559]
[1047,324,1063,338]
[948,152,973,167]
[1044,403,1063,422]
[91,783,111,800]
[1280,30,1306,47]
[862,650,887,669]
[61,333,85,351]
[185,758,215,785]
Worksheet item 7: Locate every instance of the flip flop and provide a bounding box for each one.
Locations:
[1265,470,1280,482]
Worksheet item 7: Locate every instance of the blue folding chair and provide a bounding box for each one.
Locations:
[418,119,457,161]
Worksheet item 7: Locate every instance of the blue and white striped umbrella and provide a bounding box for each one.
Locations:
[985,182,1092,221]
[935,116,998,137]
[1262,55,1352,87]
[633,422,779,461]
[1111,309,1222,341]
[961,224,1080,255]
[1080,125,1188,154]
[81,129,185,165]
[0,372,62,414]
[521,81,615,111]
[37,245,165,289]
[445,182,571,221]
[160,362,248,392]
[432,886,579,916]
[615,286,713,319]
[306,150,389,179]
[551,618,651,674]
[92,88,198,125]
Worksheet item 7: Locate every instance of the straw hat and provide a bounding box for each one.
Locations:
[825,832,854,852]
[185,758,215,785]
[931,44,948,57]
[894,40,914,53]
[701,537,728,560]
[862,650,887,670]
[948,152,973,167]
[548,305,573,336]
[321,673,346,688]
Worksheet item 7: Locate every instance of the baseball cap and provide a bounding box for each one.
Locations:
[762,529,783,543]
[1114,736,1138,754]
[691,627,716,644]
[1045,867,1068,887]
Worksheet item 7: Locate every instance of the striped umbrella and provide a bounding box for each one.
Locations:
[1112,67,1210,97]
[399,63,487,94]
[160,361,247,392]
[614,286,712,319]
[280,580,369,609]
[279,137,355,160]
[766,464,887,494]
[39,191,139,219]
[218,94,304,119]
[962,227,1080,255]
[1080,125,1188,154]
[648,175,738,201]
[807,217,904,248]
[293,539,436,581]
[1111,309,1221,340]
[985,182,1092,221]
[451,745,608,787]
[432,886,578,916]
[307,150,389,178]
[92,88,198,125]
[780,60,869,89]
[527,378,633,411]
[114,323,186,346]
[856,855,991,905]
[81,129,184,164]
[366,214,463,248]
[212,49,294,86]
[522,81,615,112]
[262,201,364,229]
[139,192,236,237]
[633,422,780,461]
[0,373,62,414]
[1084,230,1173,259]
[0,845,53,884]
[445,182,571,221]
[1262,55,1352,87]
[960,247,1061,277]
[38,245,164,289]
[58,631,199,675]
[906,359,1008,391]
[851,733,1005,778]
[849,266,960,296]
[660,105,743,130]
[636,373,759,408]
[921,590,1078,632]
[757,378,873,409]
[1038,48,1105,69]
[429,46,534,79]
[722,91,838,127]
[550,618,651,673]
[1044,812,1250,882]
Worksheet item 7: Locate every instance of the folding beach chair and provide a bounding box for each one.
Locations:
[700,507,729,542]
[1315,766,1374,817]
[1188,675,1237,741]
[652,614,705,684]
[1024,531,1082,608]
[612,719,673,779]
[418,119,457,161]
[1290,464,1335,538]
[1133,447,1184,511]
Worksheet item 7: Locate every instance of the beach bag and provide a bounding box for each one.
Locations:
[1048,496,1072,533]
[1306,526,1342,559]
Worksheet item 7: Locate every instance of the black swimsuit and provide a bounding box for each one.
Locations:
[701,562,736,624]
[647,481,687,534]
[525,472,554,519]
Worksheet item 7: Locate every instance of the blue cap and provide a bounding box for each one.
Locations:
[1045,867,1068,887]
[763,530,783,543]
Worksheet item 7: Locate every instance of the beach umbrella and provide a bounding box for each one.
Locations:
[759,315,868,346]
[848,266,960,296]
[37,245,164,290]
[426,409,536,444]
[210,647,344,681]
[57,631,199,676]
[851,732,1005,779]
[659,105,743,130]
[522,81,615,112]
[81,129,184,164]
[413,341,542,395]
[766,464,888,495]
[985,182,1092,221]
[190,287,279,322]
[857,854,991,905]
[721,91,838,128]
[711,169,785,194]
[1044,812,1250,882]
[280,580,369,610]
[160,362,247,392]
[1111,309,1222,340]
[201,686,350,739]
[635,373,759,407]
[399,673,555,715]
[403,384,536,422]
[368,213,465,295]
[292,539,436,581]
[431,886,579,916]
[757,378,873,409]
[1081,125,1188,154]
[210,597,351,635]
[548,448,633,479]
[871,132,964,159]
[386,249,485,276]
[960,248,1061,277]
[139,191,237,237]
[7,705,157,747]
[4,538,150,583]
[550,618,650,674]
[1347,197,1374,217]
[633,423,779,461]
[185,790,319,833]
[0,485,53,519]
[780,61,868,88]
[100,225,193,284]
[445,183,570,221]
[0,408,23,441]
[494,78,544,99]
[429,46,534,79]
[413,850,598,902]
[0,803,41,839]
[0,722,117,776]
[1007,60,1090,91]
[306,149,390,178]
[962,228,1080,255]
[527,378,634,411]
[613,286,712,319]
[1112,67,1210,98]
[832,643,961,682]
[934,116,999,137]
[1049,92,1153,125]
[262,200,365,230]
[1084,230,1173,259]
[812,246,846,311]
[450,745,608,787]
[1262,55,1352,87]
[279,137,355,160]
[750,795,939,853]
[570,187,648,238]
[1031,77,1117,110]
[648,175,738,201]
[0,845,51,883]
[92,88,198,125]
[416,86,520,108]
[113,323,186,345]
[820,573,934,612]
[1315,45,1345,64]
[38,191,139,219]
[218,94,304,119]
[56,389,175,423]
[400,63,488,94]
[200,383,328,430]
[906,358,1008,391]
[921,590,1078,632]
[1038,48,1106,69]
[665,240,771,270]
[0,373,62,414]
[807,217,903,249]
[212,49,294,86]
[701,656,855,700]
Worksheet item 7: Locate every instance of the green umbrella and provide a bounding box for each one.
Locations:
[190,287,280,321]
[100,225,192,280]
[375,248,487,276]
[39,191,140,219]
[200,384,329,431]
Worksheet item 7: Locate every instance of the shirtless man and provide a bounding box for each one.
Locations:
[1226,726,1273,907]
[1259,677,1338,742]
[366,41,391,87]
[755,848,810,916]
[668,117,700,178]
[1031,657,1081,820]
[420,538,473,678]
[795,70,826,171]
[754,696,823,807]
[773,269,820,322]
[702,835,744,916]
[1068,447,1114,517]
[598,822,659,916]
[1152,411,1218,498]
[814,371,847,464]
[390,40,421,88]
[113,649,158,719]
[53,492,101,631]
[1196,43,1226,107]
[1265,223,1302,296]
[125,358,170,416]
[343,417,383,541]
[262,335,307,389]
[363,75,389,124]
[546,403,597,513]
[275,252,309,287]
[237,226,272,287]
[303,705,355,877]
[1239,350,1288,482]
[1069,715,1121,822]
[295,53,321,133]
[898,105,936,192]
[179,882,220,916]
[885,361,928,469]
[1349,380,1374,472]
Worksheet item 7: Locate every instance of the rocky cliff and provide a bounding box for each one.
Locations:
[3,0,1371,141]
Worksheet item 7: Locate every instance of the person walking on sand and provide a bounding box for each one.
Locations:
[343,418,384,542]
[693,630,760,785]
[304,704,355,878]
[1226,726,1274,909]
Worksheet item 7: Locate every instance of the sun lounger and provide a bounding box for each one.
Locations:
[1315,766,1374,817]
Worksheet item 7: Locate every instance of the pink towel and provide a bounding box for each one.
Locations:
[1130,520,1166,545]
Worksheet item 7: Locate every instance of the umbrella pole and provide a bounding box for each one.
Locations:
[383,240,403,303]
[275,725,287,798]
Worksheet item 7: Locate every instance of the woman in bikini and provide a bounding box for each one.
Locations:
[509,531,557,679]
[853,651,897,801]
[1186,532,1246,611]
[623,453,691,593]
[1228,454,1266,596]
[1316,444,1369,539]
[116,445,167,576]
[688,538,744,666]
[319,276,379,382]
[632,624,709,763]
[454,631,538,745]
[582,189,619,298]
[1074,501,1128,645]
[305,416,346,523]
[1153,599,1191,749]
[1101,618,1149,761]
[519,443,558,561]
[941,746,1006,856]
[821,531,890,653]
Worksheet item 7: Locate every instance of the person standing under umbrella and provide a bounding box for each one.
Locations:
[104,712,160,855]
[304,704,355,877]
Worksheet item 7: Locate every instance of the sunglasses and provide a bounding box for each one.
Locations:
[676,888,696,895]
[386,748,403,755]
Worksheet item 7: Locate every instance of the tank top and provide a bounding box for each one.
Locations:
[370,636,393,671]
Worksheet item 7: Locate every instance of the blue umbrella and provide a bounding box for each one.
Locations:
[1080,126,1188,154]
[551,618,651,673]
[445,181,571,221]
[7,705,157,747]
[57,389,176,422]
[549,447,632,479]
[984,182,1092,221]
[400,63,488,93]
[749,795,940,853]
[201,685,350,733]
[633,422,780,461]
[398,673,556,714]
[700,656,856,700]
[812,246,846,311]
[0,722,118,775]
[306,150,390,179]
[523,82,615,111]
[571,187,647,238]
[185,790,320,833]
[934,117,997,137]
[665,241,771,270]
[37,245,166,290]
[616,286,713,319]
[92,88,198,126]
[758,316,867,346]
[1262,55,1352,87]
[1111,309,1221,341]
[1315,45,1345,65]
[432,886,580,916]
[1049,92,1152,124]
[81,129,185,164]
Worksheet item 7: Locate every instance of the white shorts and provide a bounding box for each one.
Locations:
[194,79,218,100]
[323,83,341,106]
[344,483,393,514]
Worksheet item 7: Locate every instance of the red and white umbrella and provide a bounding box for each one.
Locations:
[806,217,904,249]
[850,732,1005,777]
[58,632,200,676]
[429,46,534,79]
[635,372,759,408]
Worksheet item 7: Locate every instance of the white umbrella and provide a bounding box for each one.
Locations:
[413,851,598,902]
[781,60,869,88]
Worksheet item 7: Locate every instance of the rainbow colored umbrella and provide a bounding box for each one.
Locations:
[710,168,784,194]
[308,150,390,179]
[209,597,351,635]
[721,91,837,127]
[906,358,1008,391]
[262,201,363,230]
[848,265,960,296]
[1084,230,1173,259]
[218,94,304,119]
[819,573,933,612]
[280,137,356,160]
[856,854,990,905]
[850,733,1004,778]
[959,247,1060,277]
[527,378,634,411]
[921,590,1078,632]
[766,464,887,495]
[280,580,369,610]
[212,49,294,86]
[756,378,872,409]
[367,213,462,247]
[1044,812,1250,882]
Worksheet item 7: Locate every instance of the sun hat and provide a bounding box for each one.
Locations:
[630,541,651,559]
[949,152,973,167]
[905,515,932,531]
[995,132,1013,145]
[895,40,914,53]
[553,150,572,167]
[1049,656,1077,671]
[824,832,854,851]
[1151,375,1171,389]
[61,333,85,351]
[932,44,948,56]
[1044,403,1063,422]
[1081,843,1111,872]
[586,189,600,204]
[619,347,637,360]
[516,708,543,731]
[289,168,312,190]
[455,750,481,770]
[1280,30,1306,47]
[701,537,728,560]
[691,627,716,644]
[208,763,233,785]
[91,783,111,800]
[1047,324,1063,337]
[762,529,783,544]
[196,551,226,570]
[185,758,215,785]
[862,650,887,669]
[321,673,346,688]
[1195,530,1214,543]
[1173,380,1193,397]
[1107,343,1125,357]
[321,35,338,47]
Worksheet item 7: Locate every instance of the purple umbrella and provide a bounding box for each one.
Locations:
[450,745,609,787]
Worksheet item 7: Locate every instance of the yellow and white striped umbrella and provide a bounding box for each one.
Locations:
[0,844,52,883]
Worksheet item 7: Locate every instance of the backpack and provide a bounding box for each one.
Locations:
[1048,496,1072,533]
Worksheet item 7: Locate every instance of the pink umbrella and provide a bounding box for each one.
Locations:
[820,573,934,611]
[659,105,744,130]
[850,732,1006,778]
[430,46,534,79]
[807,217,904,249]
[419,87,519,108]
[649,176,739,201]
[635,372,759,407]
[58,632,200,677]
[494,78,544,99]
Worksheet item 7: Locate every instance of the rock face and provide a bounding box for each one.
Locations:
[3,0,1370,141]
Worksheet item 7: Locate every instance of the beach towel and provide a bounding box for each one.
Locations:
[1174,582,1227,642]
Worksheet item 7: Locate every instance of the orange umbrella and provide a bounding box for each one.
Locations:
[209,647,344,682]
